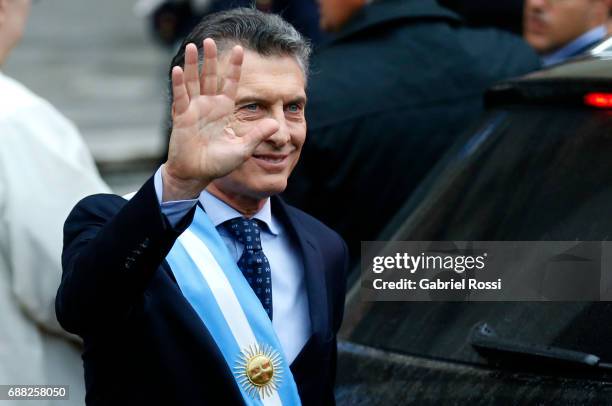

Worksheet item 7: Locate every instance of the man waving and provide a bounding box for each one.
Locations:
[56,8,347,406]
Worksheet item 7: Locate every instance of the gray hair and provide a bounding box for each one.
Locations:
[169,7,312,79]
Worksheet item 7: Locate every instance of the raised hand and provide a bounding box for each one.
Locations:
[162,39,279,201]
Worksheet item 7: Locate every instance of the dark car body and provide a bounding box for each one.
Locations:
[335,42,612,405]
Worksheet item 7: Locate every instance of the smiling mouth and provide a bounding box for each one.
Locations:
[253,153,290,164]
[254,155,286,163]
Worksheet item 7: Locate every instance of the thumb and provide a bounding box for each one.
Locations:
[242,118,280,151]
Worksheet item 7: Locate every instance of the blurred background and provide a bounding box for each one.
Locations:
[5,0,527,196]
[5,0,169,195]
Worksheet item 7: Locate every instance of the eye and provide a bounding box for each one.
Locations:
[286,103,302,113]
[242,103,259,112]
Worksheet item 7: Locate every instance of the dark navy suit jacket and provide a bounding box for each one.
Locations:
[56,176,348,405]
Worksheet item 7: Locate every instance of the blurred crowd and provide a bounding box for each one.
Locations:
[2,0,612,403]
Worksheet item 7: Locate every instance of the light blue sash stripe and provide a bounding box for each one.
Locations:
[187,209,301,403]
[166,207,301,405]
[165,240,261,404]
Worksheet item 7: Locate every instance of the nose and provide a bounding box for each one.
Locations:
[265,111,291,148]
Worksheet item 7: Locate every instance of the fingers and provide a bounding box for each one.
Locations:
[241,118,280,150]
[183,43,200,99]
[173,40,242,118]
[222,45,244,100]
[201,38,218,95]
[171,66,189,115]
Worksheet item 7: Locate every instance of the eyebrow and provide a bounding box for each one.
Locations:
[235,95,308,106]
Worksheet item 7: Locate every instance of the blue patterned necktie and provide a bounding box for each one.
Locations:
[224,217,273,320]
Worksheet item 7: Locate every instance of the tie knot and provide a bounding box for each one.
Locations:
[225,217,263,251]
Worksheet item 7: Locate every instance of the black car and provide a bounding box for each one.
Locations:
[336,42,612,405]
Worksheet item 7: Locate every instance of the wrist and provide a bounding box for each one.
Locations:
[161,164,209,202]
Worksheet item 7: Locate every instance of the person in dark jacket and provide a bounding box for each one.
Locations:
[139,0,325,46]
[283,0,541,266]
[439,0,524,34]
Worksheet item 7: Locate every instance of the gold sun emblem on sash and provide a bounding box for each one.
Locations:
[234,343,282,399]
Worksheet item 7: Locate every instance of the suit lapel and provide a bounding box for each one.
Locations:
[272,197,330,343]
[152,261,245,400]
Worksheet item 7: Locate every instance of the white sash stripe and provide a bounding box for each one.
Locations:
[179,230,282,406]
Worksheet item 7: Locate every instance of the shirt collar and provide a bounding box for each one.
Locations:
[542,25,607,67]
[199,190,280,236]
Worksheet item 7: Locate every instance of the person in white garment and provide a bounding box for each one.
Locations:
[0,0,109,404]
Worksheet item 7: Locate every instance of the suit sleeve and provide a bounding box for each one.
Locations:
[329,233,349,393]
[336,237,349,333]
[55,176,195,335]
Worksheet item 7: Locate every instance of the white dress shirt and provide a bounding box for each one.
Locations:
[542,25,607,67]
[153,168,311,363]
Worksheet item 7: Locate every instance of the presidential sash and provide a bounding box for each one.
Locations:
[165,207,301,406]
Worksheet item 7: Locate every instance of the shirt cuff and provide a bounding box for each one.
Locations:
[154,166,198,228]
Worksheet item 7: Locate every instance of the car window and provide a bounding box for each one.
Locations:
[343,105,612,371]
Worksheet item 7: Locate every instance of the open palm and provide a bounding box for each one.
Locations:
[166,39,278,188]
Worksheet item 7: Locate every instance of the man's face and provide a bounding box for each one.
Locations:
[317,0,364,32]
[207,50,307,203]
[523,0,605,54]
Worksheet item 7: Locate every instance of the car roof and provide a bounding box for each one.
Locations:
[486,41,612,107]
